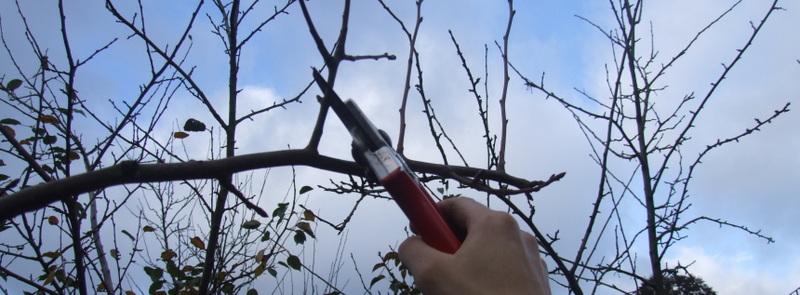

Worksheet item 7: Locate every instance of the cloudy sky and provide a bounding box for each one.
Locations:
[1,0,798,294]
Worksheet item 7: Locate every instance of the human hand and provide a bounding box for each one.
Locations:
[398,197,552,295]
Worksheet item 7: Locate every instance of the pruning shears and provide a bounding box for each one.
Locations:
[312,69,461,254]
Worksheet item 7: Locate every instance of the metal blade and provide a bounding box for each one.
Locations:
[312,69,386,151]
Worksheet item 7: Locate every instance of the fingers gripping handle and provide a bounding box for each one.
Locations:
[381,169,461,254]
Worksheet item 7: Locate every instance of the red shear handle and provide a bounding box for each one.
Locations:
[381,169,461,254]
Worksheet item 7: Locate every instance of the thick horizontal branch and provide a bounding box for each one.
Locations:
[0,149,555,220]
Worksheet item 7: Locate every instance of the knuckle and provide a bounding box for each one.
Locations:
[484,210,520,230]
[520,231,538,247]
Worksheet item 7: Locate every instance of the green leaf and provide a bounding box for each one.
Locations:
[43,135,57,145]
[31,127,46,135]
[254,262,266,277]
[39,115,60,124]
[121,230,135,241]
[143,266,164,282]
[0,174,8,181]
[42,267,56,285]
[0,159,5,166]
[0,118,20,125]
[261,231,271,242]
[242,219,261,230]
[6,79,22,91]
[267,267,277,277]
[296,222,315,238]
[42,164,54,173]
[148,280,164,295]
[272,202,289,220]
[286,255,301,271]
[383,252,399,261]
[110,249,120,260]
[183,118,206,132]
[246,289,259,295]
[293,230,306,245]
[370,275,386,287]
[165,260,181,279]
[299,185,313,194]
[42,251,61,259]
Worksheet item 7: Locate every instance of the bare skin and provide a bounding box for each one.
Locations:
[398,197,552,295]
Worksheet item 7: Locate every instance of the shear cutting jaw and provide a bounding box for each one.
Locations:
[312,69,402,179]
[310,68,462,254]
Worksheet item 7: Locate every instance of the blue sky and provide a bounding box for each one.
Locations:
[1,0,798,294]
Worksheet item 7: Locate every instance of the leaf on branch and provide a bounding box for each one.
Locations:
[221,283,234,294]
[121,230,135,240]
[143,266,164,282]
[372,262,386,272]
[296,222,315,238]
[254,262,266,277]
[0,118,20,125]
[286,255,301,270]
[5,79,22,91]
[190,236,205,250]
[161,250,176,261]
[39,115,60,124]
[110,249,120,260]
[42,251,61,259]
[68,151,80,160]
[302,209,315,221]
[125,291,136,295]
[242,219,261,229]
[293,230,306,244]
[142,225,156,232]
[383,252,399,262]
[43,267,56,285]
[299,185,313,194]
[43,135,57,145]
[255,248,266,262]
[261,231,271,242]
[173,131,189,139]
[272,202,289,220]
[183,118,206,132]
[370,275,386,287]
[47,215,58,225]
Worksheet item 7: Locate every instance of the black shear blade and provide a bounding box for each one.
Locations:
[312,69,386,151]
